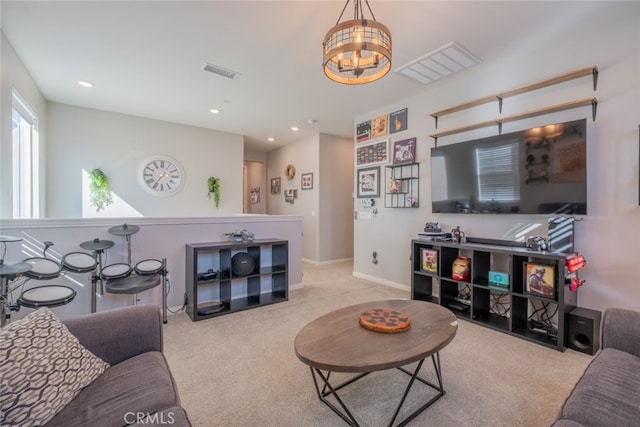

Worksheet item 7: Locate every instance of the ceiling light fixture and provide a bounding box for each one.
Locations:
[323,0,392,85]
[78,80,94,88]
[267,137,275,142]
[209,108,221,114]
[291,126,299,131]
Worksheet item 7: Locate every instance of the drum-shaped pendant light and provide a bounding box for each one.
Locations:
[323,0,392,85]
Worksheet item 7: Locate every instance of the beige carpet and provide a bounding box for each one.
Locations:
[162,260,591,427]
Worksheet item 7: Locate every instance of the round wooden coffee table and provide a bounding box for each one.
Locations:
[294,299,458,426]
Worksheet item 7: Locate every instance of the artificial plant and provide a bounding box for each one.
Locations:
[88,168,114,212]
[207,177,220,208]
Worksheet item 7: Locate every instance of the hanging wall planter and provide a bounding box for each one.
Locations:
[207,177,220,208]
[88,168,114,212]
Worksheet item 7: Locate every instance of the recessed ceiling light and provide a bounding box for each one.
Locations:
[291,126,299,131]
[267,137,275,142]
[78,80,94,88]
[209,109,221,114]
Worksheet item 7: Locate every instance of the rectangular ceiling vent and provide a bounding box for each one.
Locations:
[201,62,241,80]
[394,42,481,85]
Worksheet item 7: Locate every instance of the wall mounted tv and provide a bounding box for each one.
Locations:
[431,118,587,215]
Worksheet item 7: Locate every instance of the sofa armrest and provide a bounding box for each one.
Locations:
[602,308,640,357]
[63,304,163,365]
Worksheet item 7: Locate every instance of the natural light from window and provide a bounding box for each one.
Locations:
[12,90,40,218]
[81,170,143,218]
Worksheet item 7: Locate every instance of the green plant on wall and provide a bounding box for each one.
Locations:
[88,168,114,212]
[207,177,220,209]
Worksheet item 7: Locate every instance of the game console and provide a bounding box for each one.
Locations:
[197,301,226,315]
[448,301,470,312]
[198,269,219,281]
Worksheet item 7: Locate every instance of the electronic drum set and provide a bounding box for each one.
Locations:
[0,224,167,327]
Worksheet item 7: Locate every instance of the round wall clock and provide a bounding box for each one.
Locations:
[138,155,185,196]
[285,164,296,180]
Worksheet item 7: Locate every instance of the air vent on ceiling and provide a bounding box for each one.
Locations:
[201,62,241,80]
[394,42,481,85]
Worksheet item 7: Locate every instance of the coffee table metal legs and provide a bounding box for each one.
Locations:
[308,353,445,427]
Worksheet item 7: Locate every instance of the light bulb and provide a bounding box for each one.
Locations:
[353,51,360,68]
[353,26,363,43]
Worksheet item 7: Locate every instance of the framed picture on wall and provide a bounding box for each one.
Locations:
[371,115,388,138]
[356,139,389,166]
[270,177,281,194]
[389,108,408,134]
[357,166,380,198]
[524,262,556,298]
[356,121,371,143]
[301,173,313,190]
[392,137,416,165]
[250,187,260,204]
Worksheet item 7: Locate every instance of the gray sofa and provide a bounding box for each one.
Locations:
[46,304,191,426]
[553,308,640,427]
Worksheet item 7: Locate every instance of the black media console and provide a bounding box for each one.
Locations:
[411,239,578,351]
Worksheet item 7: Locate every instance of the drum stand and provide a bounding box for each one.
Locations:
[80,238,114,313]
[161,259,167,324]
[0,236,32,327]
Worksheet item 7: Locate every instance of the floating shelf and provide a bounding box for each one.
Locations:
[430,98,598,143]
[431,66,598,127]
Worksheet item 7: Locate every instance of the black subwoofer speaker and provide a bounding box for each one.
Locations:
[567,307,602,355]
[231,252,255,277]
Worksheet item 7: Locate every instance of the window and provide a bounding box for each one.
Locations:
[12,90,40,218]
[475,141,520,202]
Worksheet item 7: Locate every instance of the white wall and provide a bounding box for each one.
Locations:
[45,102,244,218]
[265,133,354,264]
[353,2,640,313]
[266,134,320,260]
[319,133,354,262]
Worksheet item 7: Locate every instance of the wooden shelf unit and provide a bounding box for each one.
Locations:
[411,239,578,351]
[185,238,288,321]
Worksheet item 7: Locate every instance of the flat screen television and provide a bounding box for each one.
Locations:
[431,119,587,215]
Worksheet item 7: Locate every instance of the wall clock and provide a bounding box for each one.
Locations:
[285,164,296,180]
[138,155,184,196]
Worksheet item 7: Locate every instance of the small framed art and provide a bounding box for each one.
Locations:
[392,137,416,165]
[371,114,388,139]
[301,173,313,190]
[389,108,408,134]
[250,187,260,204]
[421,249,438,274]
[357,166,380,198]
[525,262,556,298]
[270,177,281,194]
[356,121,371,143]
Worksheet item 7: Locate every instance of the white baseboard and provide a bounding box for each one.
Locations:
[303,257,354,266]
[352,271,411,293]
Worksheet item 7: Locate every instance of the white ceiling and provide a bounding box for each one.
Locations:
[0,1,614,152]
